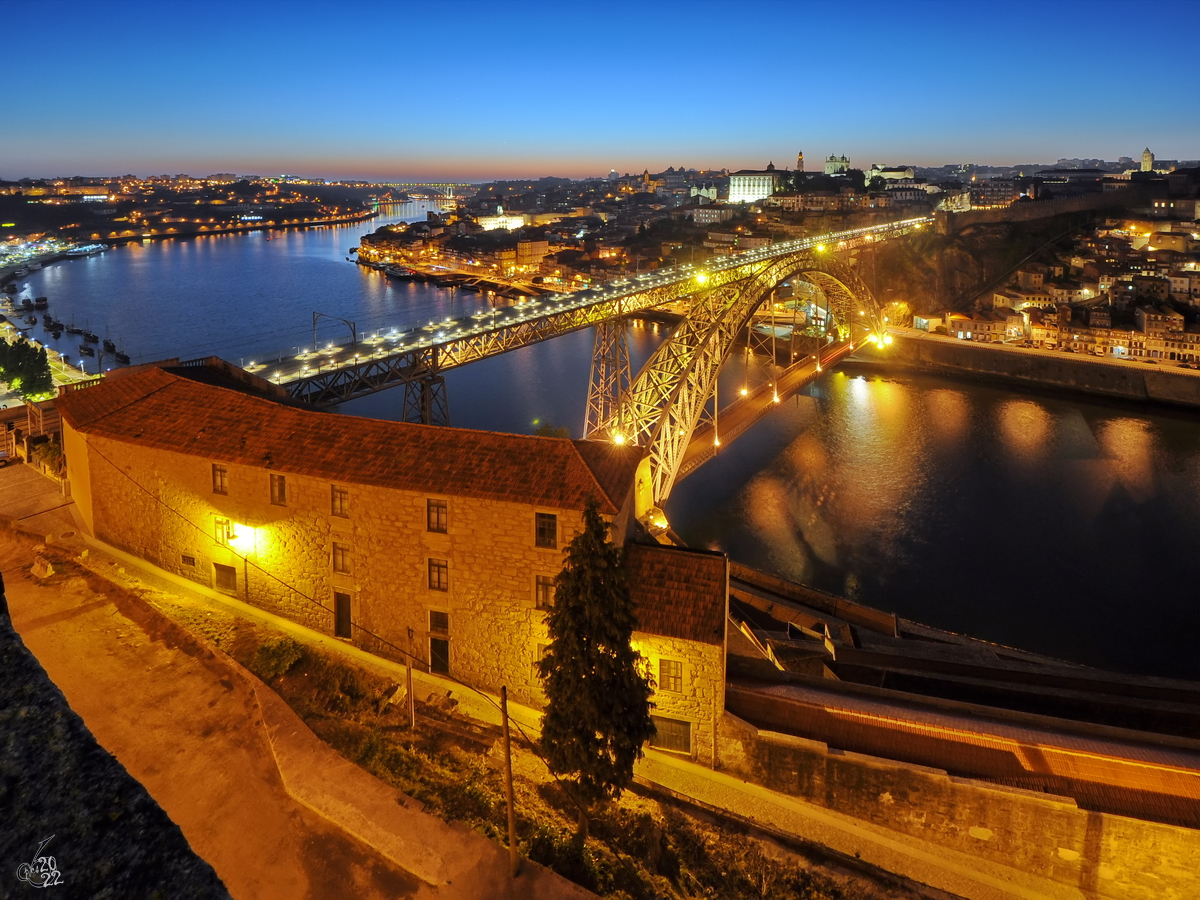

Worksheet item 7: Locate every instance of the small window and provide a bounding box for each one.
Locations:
[659,658,684,694]
[535,512,558,549]
[270,473,287,506]
[427,499,448,533]
[212,463,228,495]
[214,517,232,546]
[334,592,352,639]
[331,484,349,517]
[181,554,196,567]
[428,558,448,592]
[332,541,351,575]
[650,716,691,754]
[214,563,237,593]
[429,609,449,634]
[430,636,450,675]
[535,575,555,610]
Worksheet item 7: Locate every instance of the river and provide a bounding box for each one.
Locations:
[12,204,1200,680]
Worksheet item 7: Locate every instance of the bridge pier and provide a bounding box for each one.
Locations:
[402,373,450,426]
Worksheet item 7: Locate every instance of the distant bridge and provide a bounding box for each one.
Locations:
[378,182,474,199]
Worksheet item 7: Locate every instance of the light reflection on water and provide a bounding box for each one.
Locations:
[668,367,1200,680]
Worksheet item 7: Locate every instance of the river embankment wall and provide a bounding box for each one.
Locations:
[861,334,1200,410]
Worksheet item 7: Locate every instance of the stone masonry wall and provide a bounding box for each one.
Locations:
[77,432,723,749]
[633,633,724,765]
[716,715,1200,900]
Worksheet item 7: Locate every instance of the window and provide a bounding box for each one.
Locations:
[334,592,352,639]
[214,517,232,546]
[650,716,691,754]
[212,463,228,495]
[331,484,349,517]
[428,558,448,591]
[332,541,351,575]
[658,658,684,694]
[181,554,196,567]
[429,610,449,634]
[535,512,558,549]
[214,563,237,593]
[427,499,448,533]
[270,473,287,506]
[430,637,450,675]
[535,575,555,610]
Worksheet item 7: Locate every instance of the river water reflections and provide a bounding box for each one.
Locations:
[666,367,1200,681]
[13,210,1200,680]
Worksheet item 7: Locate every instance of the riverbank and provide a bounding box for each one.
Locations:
[93,208,379,248]
[863,329,1200,411]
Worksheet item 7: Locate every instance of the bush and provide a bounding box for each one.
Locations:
[250,637,304,680]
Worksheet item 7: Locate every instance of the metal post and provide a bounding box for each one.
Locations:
[406,627,416,729]
[501,686,520,879]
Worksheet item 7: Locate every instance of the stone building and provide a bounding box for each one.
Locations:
[55,362,730,761]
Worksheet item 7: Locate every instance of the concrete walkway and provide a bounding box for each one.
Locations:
[3,533,590,900]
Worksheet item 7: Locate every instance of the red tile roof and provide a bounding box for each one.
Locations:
[626,542,728,646]
[57,366,641,514]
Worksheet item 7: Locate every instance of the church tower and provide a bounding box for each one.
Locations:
[1142,148,1155,172]
[796,150,804,172]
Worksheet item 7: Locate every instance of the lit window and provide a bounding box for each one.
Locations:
[535,512,558,549]
[212,463,228,495]
[214,517,232,546]
[427,498,448,533]
[535,575,555,610]
[270,473,287,506]
[428,558,448,591]
[332,541,351,574]
[650,716,691,754]
[331,484,349,517]
[659,658,684,694]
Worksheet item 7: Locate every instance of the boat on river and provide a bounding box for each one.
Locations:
[66,323,83,335]
[78,344,95,357]
[115,351,130,365]
[82,331,99,343]
[33,296,48,309]
[103,339,116,353]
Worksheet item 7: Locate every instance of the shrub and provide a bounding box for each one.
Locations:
[250,637,304,680]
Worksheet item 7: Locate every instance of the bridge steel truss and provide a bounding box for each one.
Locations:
[586,251,883,509]
[285,217,926,415]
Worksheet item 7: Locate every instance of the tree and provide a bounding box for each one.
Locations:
[536,497,655,837]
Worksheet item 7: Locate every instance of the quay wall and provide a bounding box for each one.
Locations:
[863,334,1200,409]
[716,710,1200,900]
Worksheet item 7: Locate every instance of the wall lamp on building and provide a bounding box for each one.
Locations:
[226,524,258,555]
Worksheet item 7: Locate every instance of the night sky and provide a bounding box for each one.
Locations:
[6,0,1199,181]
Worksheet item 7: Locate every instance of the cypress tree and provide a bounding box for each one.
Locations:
[536,496,655,836]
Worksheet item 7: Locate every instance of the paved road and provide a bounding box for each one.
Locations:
[0,463,69,522]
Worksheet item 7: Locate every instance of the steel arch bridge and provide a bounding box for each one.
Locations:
[584,249,884,522]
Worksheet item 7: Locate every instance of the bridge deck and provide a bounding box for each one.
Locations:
[265,217,930,405]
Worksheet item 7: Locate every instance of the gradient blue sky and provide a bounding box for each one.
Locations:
[5,0,1198,181]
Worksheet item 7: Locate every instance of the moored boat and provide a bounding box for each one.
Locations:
[33,296,48,309]
[103,339,116,353]
[78,344,95,357]
[115,351,130,365]
[82,331,99,343]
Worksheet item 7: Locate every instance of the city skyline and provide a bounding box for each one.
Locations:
[6,0,1199,182]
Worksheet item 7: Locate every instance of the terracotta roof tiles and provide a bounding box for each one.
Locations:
[57,366,641,514]
[626,542,728,646]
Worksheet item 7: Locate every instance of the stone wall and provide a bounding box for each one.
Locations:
[80,431,582,706]
[633,633,725,765]
[715,714,1200,900]
[935,190,1149,234]
[871,334,1200,409]
[71,428,723,757]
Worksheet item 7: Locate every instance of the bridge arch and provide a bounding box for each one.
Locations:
[588,250,884,521]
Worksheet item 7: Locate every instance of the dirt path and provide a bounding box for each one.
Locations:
[3,536,421,900]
